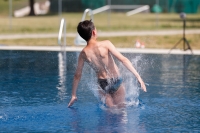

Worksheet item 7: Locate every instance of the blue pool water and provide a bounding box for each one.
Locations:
[0,50,200,132]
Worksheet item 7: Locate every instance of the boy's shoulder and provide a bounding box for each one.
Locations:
[98,40,111,43]
[97,40,112,46]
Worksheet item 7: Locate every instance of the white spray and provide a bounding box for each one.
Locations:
[119,55,143,107]
[85,54,146,108]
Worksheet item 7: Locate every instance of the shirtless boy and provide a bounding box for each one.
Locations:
[68,20,146,108]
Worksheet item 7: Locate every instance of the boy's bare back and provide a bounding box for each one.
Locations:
[81,40,120,79]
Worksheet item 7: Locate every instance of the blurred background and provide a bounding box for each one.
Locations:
[0,0,200,49]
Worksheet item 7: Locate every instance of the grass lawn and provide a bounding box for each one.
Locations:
[0,0,199,49]
[1,13,200,34]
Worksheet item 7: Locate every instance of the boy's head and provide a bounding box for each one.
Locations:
[77,20,95,42]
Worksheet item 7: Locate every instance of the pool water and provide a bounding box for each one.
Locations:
[0,50,200,132]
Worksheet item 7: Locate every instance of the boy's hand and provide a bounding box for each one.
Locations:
[68,96,77,107]
[139,80,147,92]
[141,82,147,92]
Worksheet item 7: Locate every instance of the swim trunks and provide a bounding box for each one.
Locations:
[98,77,123,94]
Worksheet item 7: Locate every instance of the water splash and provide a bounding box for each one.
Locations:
[85,54,146,108]
[119,55,144,107]
[56,52,67,101]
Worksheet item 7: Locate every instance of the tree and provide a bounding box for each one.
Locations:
[29,0,35,16]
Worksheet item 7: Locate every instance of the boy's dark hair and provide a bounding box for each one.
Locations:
[77,20,95,41]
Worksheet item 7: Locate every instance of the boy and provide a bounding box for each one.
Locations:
[68,20,146,108]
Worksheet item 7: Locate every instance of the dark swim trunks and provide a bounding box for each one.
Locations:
[98,77,123,94]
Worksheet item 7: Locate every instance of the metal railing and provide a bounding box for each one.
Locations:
[58,18,66,47]
[91,5,149,16]
[58,18,67,78]
[74,9,94,45]
[81,8,94,21]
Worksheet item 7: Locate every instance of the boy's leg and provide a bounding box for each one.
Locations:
[112,84,126,108]
[105,94,115,107]
[98,89,115,107]
[98,86,125,108]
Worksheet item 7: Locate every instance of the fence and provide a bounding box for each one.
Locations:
[49,0,200,13]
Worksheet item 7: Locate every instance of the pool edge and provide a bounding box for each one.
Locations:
[0,46,200,55]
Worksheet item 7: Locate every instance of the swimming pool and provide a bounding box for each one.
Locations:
[0,50,200,132]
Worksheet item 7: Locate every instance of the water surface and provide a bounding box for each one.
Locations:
[0,50,200,132]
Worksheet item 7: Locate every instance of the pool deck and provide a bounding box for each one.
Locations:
[0,46,199,55]
[0,29,199,55]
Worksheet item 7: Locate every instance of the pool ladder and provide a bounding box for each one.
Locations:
[58,18,67,62]
[58,18,66,50]
[57,18,67,91]
[74,9,94,45]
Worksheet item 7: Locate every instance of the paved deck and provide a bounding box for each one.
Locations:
[0,29,199,55]
[0,46,199,55]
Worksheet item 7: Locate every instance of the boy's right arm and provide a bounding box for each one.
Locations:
[68,52,85,107]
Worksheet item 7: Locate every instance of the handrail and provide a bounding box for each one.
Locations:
[57,18,67,98]
[58,18,66,47]
[91,5,147,15]
[92,5,110,15]
[81,8,93,21]
[126,5,149,16]
[74,9,93,45]
[58,18,66,73]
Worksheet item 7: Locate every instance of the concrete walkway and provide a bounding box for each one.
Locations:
[0,29,199,55]
[0,29,200,40]
[0,46,200,55]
